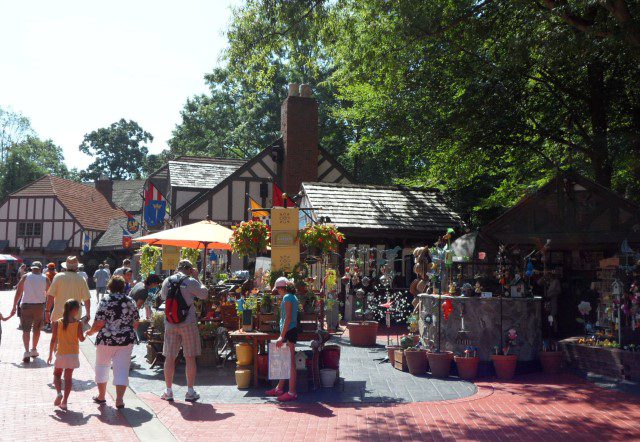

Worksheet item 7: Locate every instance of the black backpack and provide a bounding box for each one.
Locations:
[165,276,189,324]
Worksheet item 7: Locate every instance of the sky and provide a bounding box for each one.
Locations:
[0,0,240,170]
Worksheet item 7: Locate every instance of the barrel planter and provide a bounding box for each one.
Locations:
[235,367,252,389]
[405,349,428,375]
[347,321,379,347]
[427,351,454,378]
[454,356,479,380]
[539,351,563,374]
[236,342,254,366]
[491,354,518,380]
[321,345,341,370]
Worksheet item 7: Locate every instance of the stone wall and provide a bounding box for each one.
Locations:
[419,294,542,362]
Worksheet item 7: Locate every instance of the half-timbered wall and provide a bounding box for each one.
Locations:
[0,196,100,252]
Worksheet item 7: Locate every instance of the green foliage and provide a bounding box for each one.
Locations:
[169,0,640,226]
[79,118,153,180]
[180,248,201,267]
[0,136,73,199]
[140,245,161,278]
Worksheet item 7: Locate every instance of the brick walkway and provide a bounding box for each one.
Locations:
[2,291,640,441]
[137,372,640,441]
[0,302,137,441]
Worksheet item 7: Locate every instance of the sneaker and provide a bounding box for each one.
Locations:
[185,390,200,402]
[23,352,30,363]
[160,391,174,401]
[30,348,39,358]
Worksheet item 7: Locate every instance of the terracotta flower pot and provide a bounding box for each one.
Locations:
[347,321,379,347]
[539,350,563,374]
[427,351,454,378]
[454,356,480,380]
[386,345,402,362]
[405,349,429,375]
[491,354,518,380]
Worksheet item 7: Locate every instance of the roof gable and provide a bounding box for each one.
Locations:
[11,175,123,231]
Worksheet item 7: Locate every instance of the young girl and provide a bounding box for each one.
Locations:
[48,299,85,410]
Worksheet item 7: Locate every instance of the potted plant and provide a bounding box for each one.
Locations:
[347,320,379,347]
[405,347,429,375]
[299,224,345,256]
[491,329,518,380]
[230,220,270,258]
[539,340,563,374]
[258,291,277,332]
[454,346,480,380]
[197,322,219,366]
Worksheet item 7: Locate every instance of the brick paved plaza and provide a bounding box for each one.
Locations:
[1,290,639,441]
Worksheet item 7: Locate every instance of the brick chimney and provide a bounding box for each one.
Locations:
[280,83,319,196]
[95,176,114,204]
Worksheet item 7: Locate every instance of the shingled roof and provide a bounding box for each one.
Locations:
[301,182,463,233]
[11,175,123,231]
[168,158,246,189]
[94,215,142,251]
[84,179,145,213]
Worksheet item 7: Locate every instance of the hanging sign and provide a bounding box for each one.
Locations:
[271,207,299,272]
[162,245,180,270]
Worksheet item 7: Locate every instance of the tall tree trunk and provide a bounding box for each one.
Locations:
[587,61,612,187]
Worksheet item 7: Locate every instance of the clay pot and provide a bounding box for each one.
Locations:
[454,356,480,380]
[405,349,429,375]
[427,351,454,378]
[236,342,253,366]
[539,351,563,374]
[491,354,518,380]
[386,345,402,362]
[235,367,251,389]
[347,321,379,347]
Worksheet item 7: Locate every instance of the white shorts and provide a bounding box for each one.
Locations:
[95,344,133,386]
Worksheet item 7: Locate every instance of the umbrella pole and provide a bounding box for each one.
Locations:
[202,242,210,286]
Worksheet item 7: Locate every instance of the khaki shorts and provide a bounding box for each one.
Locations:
[20,303,45,332]
[163,323,201,358]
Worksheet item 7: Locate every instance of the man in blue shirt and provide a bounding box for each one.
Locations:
[93,264,110,301]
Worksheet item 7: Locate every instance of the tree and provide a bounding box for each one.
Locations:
[79,119,153,180]
[0,137,71,199]
[0,107,34,161]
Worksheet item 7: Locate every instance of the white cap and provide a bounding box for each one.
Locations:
[274,276,290,288]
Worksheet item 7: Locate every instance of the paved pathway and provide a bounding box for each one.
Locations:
[2,290,640,441]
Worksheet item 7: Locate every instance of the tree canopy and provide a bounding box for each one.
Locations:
[168,0,640,224]
[79,119,154,180]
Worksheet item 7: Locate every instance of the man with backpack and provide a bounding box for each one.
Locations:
[159,259,208,402]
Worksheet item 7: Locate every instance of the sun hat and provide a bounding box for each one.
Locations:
[274,276,290,288]
[61,256,79,270]
[30,261,43,270]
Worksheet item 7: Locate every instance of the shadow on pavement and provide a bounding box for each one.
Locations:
[168,401,235,422]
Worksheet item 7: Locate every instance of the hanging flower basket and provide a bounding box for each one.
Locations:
[299,224,344,256]
[230,220,270,257]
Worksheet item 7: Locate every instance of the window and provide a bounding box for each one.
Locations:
[18,222,42,237]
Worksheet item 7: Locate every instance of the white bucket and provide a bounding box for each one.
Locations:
[320,368,337,388]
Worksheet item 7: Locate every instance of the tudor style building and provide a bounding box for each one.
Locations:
[0,175,124,265]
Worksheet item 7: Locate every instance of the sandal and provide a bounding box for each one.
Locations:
[116,403,125,410]
[265,388,284,397]
[276,392,298,402]
[92,397,107,404]
[58,403,67,410]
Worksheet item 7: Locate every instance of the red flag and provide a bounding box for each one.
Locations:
[272,183,295,207]
[145,182,165,206]
[122,229,132,249]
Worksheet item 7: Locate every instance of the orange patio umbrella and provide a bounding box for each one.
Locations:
[135,219,233,250]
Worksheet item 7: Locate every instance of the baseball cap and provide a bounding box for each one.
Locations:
[274,276,290,288]
[177,259,194,271]
[30,261,43,270]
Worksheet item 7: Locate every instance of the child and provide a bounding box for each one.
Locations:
[48,299,85,410]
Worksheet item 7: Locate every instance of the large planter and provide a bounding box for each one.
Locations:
[405,349,428,375]
[347,321,379,347]
[321,345,341,370]
[539,351,563,374]
[394,350,407,371]
[491,354,518,380]
[235,368,251,389]
[236,342,253,366]
[454,356,480,380]
[427,351,454,378]
[386,345,402,363]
